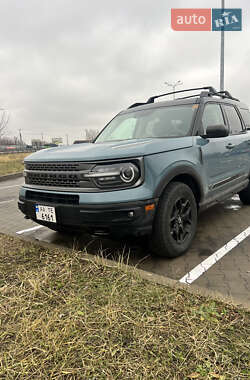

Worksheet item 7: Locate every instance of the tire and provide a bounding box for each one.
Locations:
[151,182,197,258]
[238,182,250,205]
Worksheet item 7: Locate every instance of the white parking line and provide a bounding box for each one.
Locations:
[179,226,250,285]
[16,225,44,235]
[0,184,21,190]
[0,199,15,205]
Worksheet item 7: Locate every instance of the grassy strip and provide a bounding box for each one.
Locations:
[0,234,249,379]
[0,153,30,176]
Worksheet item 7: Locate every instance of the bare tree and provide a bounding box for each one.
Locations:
[0,136,18,145]
[85,128,99,141]
[0,110,10,140]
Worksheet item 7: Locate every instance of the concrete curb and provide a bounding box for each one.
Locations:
[0,172,23,183]
[15,233,250,311]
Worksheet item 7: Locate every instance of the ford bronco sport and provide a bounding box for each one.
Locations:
[18,86,250,257]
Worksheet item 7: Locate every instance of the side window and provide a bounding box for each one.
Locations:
[239,109,250,129]
[224,105,243,135]
[202,104,225,132]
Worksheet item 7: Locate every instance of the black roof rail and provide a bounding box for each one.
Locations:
[127,86,239,109]
[175,93,206,101]
[146,86,217,104]
[170,90,239,102]
[215,91,239,101]
[128,102,148,109]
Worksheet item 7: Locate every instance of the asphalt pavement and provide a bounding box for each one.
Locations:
[0,177,250,308]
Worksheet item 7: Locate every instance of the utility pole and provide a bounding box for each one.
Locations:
[41,133,44,143]
[220,0,225,91]
[66,134,69,146]
[18,128,23,146]
[164,80,183,99]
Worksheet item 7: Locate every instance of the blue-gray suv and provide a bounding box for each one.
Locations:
[18,86,250,258]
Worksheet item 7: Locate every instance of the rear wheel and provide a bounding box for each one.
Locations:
[151,182,197,258]
[238,182,250,205]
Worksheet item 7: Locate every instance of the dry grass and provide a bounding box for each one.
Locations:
[0,234,249,379]
[0,153,30,176]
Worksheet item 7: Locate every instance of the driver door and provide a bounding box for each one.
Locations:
[200,102,236,190]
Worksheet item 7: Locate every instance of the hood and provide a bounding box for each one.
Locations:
[25,137,193,162]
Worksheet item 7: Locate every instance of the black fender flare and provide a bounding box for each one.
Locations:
[153,165,204,202]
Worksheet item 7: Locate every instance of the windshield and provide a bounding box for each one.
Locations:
[95,104,197,143]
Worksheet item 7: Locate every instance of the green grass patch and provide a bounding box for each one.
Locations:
[0,234,249,379]
[0,153,30,176]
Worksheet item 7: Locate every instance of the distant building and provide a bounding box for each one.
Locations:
[31,139,43,148]
[52,137,63,145]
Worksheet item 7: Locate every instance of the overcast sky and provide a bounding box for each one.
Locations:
[0,0,249,144]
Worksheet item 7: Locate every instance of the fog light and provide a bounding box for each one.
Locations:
[128,211,134,218]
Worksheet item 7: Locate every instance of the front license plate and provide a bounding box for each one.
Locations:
[35,205,57,223]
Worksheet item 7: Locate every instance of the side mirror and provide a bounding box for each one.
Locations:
[204,124,229,138]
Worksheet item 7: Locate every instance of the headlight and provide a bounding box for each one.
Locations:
[120,165,135,183]
[84,160,142,189]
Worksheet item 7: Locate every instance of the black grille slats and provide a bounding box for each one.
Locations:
[26,162,80,171]
[25,161,94,188]
[26,190,79,205]
[26,172,80,187]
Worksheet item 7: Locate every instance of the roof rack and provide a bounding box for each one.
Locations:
[175,93,208,101]
[128,102,148,109]
[146,86,217,104]
[216,91,239,101]
[128,86,239,109]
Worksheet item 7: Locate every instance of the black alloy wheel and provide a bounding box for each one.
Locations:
[170,197,192,244]
[151,181,197,258]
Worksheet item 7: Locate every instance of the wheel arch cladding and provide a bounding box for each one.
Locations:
[154,167,203,205]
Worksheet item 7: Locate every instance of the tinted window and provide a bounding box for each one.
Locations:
[224,105,243,134]
[95,105,196,142]
[239,109,250,129]
[202,103,225,132]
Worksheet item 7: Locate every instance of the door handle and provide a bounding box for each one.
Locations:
[226,143,235,149]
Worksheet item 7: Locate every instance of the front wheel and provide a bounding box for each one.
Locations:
[151,182,197,258]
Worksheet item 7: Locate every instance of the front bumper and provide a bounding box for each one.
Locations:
[18,193,158,237]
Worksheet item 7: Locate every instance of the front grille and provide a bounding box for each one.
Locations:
[25,161,94,188]
[26,162,80,171]
[26,190,79,205]
[26,172,80,187]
